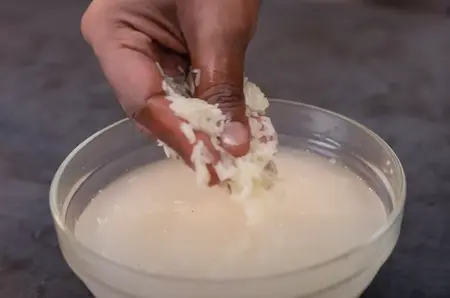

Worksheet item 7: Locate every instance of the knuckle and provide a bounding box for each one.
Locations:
[81,5,99,43]
[198,84,247,122]
[200,84,242,106]
[80,1,110,44]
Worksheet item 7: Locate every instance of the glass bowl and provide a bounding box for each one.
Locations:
[50,99,406,298]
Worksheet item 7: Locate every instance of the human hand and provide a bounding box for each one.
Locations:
[81,0,260,185]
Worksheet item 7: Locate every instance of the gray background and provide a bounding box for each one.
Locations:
[1,0,450,297]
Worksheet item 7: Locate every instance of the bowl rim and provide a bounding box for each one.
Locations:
[49,99,406,283]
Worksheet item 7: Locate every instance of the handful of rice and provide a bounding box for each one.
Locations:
[158,70,279,200]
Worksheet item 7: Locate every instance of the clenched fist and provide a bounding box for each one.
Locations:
[81,0,261,185]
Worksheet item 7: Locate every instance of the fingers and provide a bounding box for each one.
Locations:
[82,2,164,117]
[81,1,222,185]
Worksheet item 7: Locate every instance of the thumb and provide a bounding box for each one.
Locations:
[193,47,250,157]
[177,0,260,157]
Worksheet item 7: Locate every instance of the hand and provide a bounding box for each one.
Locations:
[81,0,260,185]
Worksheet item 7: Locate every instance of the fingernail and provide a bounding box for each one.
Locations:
[220,122,250,157]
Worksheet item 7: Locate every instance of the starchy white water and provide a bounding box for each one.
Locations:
[75,149,387,279]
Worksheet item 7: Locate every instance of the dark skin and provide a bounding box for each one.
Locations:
[81,0,261,185]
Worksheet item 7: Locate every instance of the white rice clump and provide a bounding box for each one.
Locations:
[159,75,278,200]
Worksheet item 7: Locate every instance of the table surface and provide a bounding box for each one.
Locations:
[1,0,450,297]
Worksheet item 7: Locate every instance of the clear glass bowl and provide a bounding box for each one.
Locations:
[50,99,406,298]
